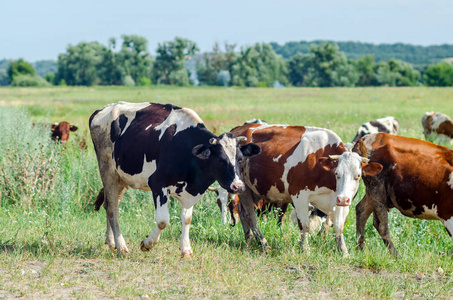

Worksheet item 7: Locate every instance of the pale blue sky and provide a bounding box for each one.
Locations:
[1,0,452,61]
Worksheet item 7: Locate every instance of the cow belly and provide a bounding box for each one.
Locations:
[116,159,157,190]
[297,187,336,214]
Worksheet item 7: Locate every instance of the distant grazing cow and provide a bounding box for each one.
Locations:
[51,121,78,143]
[208,185,288,226]
[354,133,453,257]
[352,116,399,144]
[230,123,381,256]
[245,119,267,125]
[33,121,78,143]
[89,102,260,257]
[421,112,453,144]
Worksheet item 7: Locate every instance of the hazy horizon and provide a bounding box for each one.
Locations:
[1,0,453,62]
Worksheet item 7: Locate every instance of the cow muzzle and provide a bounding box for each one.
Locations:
[336,197,351,206]
[231,182,245,193]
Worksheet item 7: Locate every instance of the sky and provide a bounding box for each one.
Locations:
[1,0,453,62]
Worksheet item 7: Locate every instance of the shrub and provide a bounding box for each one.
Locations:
[0,108,62,208]
[122,75,135,86]
[10,75,51,87]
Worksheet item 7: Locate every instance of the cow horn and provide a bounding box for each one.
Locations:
[236,136,247,143]
[329,155,340,160]
[361,157,370,163]
[209,138,217,145]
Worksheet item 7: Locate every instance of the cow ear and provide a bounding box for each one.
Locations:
[352,139,368,158]
[51,124,58,132]
[362,162,383,176]
[192,144,211,160]
[70,125,78,132]
[240,143,261,157]
[318,157,338,171]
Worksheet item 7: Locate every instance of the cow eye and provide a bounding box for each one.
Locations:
[355,174,361,180]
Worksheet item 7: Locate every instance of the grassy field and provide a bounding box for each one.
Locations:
[1,86,453,299]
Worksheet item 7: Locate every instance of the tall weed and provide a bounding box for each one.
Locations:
[0,107,62,208]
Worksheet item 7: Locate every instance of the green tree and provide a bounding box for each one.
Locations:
[7,59,35,83]
[231,43,287,87]
[355,55,377,86]
[97,38,122,85]
[56,42,105,86]
[287,52,315,87]
[424,62,453,86]
[116,35,153,85]
[154,37,199,85]
[309,42,356,87]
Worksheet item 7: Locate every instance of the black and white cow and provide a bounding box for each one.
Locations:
[89,102,260,257]
[352,116,399,144]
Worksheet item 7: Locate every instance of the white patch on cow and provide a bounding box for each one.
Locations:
[448,172,453,189]
[215,186,230,224]
[419,205,440,220]
[295,187,337,214]
[145,124,153,130]
[273,154,282,162]
[281,127,341,190]
[91,102,151,134]
[166,183,203,209]
[155,107,203,140]
[266,185,287,201]
[116,158,157,190]
[376,116,399,135]
[218,135,243,189]
[334,152,363,201]
[442,217,453,243]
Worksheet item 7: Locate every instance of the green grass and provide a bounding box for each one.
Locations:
[1,86,453,299]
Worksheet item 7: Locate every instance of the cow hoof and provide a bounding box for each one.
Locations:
[181,249,193,258]
[140,241,150,252]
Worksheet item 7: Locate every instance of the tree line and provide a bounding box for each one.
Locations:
[2,35,453,87]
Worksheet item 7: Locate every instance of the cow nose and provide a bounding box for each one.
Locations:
[336,197,351,206]
[231,183,245,193]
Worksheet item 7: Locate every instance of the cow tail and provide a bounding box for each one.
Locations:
[94,188,105,211]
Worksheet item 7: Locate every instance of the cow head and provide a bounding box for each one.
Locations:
[51,122,78,143]
[192,133,261,193]
[319,143,382,207]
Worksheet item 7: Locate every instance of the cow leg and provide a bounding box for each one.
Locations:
[237,188,268,249]
[277,203,289,225]
[103,185,128,253]
[355,193,373,250]
[442,217,453,255]
[332,205,350,257]
[180,206,194,257]
[141,190,170,252]
[292,198,311,253]
[372,208,400,258]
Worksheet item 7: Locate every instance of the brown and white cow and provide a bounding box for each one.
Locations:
[230,123,381,255]
[352,116,399,144]
[422,112,453,144]
[51,121,78,143]
[354,133,453,257]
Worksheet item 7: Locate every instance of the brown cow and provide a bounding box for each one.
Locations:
[230,123,381,255]
[354,133,453,257]
[51,121,78,143]
[421,112,453,144]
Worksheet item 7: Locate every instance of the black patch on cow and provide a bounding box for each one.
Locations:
[89,109,101,128]
[370,121,390,133]
[175,182,186,194]
[110,114,128,143]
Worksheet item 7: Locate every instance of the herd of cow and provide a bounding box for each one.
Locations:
[51,102,453,258]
